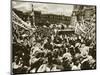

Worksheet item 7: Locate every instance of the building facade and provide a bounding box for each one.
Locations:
[41,14,71,26]
[13,8,71,27]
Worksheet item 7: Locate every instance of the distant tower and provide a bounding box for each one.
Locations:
[30,4,35,28]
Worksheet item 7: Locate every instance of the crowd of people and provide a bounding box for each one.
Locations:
[12,20,96,74]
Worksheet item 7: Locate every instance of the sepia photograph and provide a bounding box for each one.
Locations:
[11,0,96,74]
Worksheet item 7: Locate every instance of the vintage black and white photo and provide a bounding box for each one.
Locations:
[12,1,96,74]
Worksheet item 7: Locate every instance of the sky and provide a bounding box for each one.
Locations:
[12,1,74,16]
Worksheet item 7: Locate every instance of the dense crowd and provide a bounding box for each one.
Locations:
[12,22,96,74]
